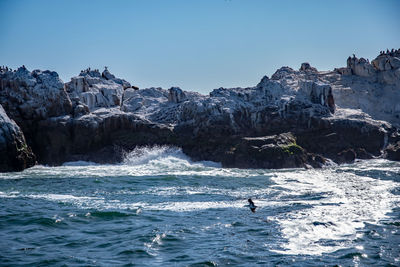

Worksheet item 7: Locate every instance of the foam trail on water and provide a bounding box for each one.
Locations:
[269,168,400,255]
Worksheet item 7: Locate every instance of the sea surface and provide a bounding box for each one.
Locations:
[0,146,399,266]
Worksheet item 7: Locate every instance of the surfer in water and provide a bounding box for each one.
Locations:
[247,198,257,213]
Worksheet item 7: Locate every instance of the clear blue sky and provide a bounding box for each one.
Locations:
[1,0,399,93]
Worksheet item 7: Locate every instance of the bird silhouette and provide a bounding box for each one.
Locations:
[247,198,257,213]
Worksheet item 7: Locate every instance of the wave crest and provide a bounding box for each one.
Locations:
[122,145,221,168]
[122,145,184,165]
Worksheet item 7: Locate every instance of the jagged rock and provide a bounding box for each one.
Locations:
[0,67,72,123]
[66,68,125,111]
[300,62,318,72]
[122,87,202,124]
[0,104,35,171]
[271,66,296,80]
[346,56,376,78]
[102,68,115,80]
[121,87,168,113]
[298,81,335,113]
[102,68,131,89]
[325,51,400,126]
[372,55,400,71]
[168,87,186,103]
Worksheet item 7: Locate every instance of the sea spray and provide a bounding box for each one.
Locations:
[122,145,221,168]
[122,145,186,166]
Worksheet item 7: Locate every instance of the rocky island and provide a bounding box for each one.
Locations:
[1,49,400,172]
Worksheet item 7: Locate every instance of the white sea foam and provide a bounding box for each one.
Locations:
[24,193,106,209]
[142,200,245,212]
[269,168,400,255]
[0,191,19,198]
[62,161,98,166]
[28,193,94,201]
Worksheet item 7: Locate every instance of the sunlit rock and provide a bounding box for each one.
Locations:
[0,66,72,122]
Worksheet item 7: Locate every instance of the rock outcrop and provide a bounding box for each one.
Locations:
[183,132,326,169]
[331,50,400,126]
[32,108,176,165]
[0,66,72,124]
[1,48,399,171]
[300,62,318,73]
[0,104,35,172]
[65,68,128,112]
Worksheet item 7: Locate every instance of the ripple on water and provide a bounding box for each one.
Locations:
[0,151,399,266]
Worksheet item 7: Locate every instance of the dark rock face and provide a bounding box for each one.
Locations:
[385,142,400,161]
[295,116,389,164]
[31,111,177,165]
[0,104,35,172]
[335,149,357,164]
[220,133,316,169]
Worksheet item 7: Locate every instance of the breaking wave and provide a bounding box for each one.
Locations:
[122,145,221,168]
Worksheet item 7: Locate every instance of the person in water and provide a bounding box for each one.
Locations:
[248,198,257,213]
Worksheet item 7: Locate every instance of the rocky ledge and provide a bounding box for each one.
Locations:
[1,48,399,172]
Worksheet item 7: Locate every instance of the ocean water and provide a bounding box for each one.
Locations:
[0,146,399,266]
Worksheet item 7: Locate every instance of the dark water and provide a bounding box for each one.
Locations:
[0,147,399,266]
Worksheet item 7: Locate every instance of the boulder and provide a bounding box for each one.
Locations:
[335,149,356,164]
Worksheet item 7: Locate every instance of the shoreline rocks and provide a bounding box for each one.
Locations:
[1,48,399,172]
[0,104,35,172]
